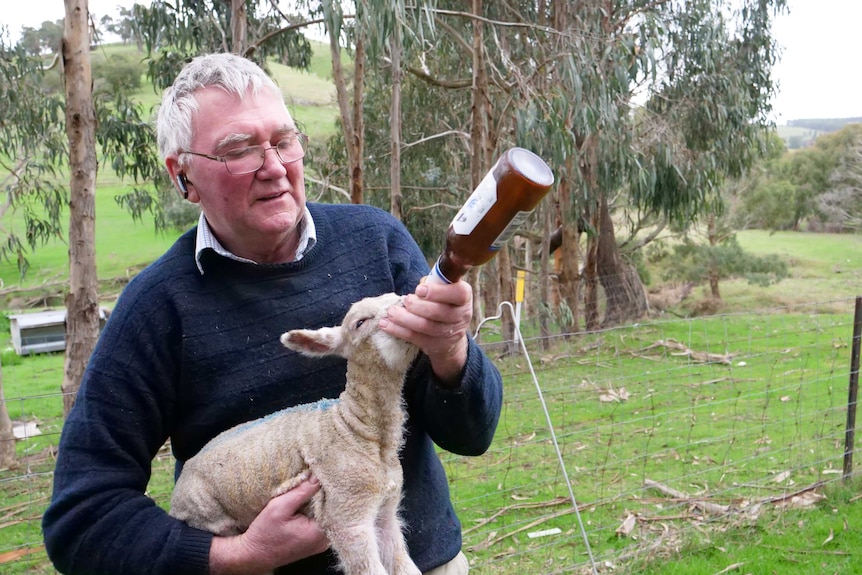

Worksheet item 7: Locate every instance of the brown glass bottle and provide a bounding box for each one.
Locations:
[428,147,554,284]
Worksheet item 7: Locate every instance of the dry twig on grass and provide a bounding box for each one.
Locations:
[468,507,579,552]
[644,479,731,515]
[463,496,570,535]
[638,339,735,365]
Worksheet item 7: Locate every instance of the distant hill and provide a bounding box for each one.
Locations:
[777,117,862,150]
[786,117,862,132]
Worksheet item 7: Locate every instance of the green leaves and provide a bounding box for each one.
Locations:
[0,41,70,275]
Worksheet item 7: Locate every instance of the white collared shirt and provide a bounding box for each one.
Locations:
[194,207,317,274]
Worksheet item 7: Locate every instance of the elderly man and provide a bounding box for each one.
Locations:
[42,53,502,575]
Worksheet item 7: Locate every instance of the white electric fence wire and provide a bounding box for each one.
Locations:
[475,301,599,575]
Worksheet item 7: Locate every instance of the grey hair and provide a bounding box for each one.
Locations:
[156,53,286,162]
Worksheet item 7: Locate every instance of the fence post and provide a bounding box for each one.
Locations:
[843,296,862,482]
[513,270,526,345]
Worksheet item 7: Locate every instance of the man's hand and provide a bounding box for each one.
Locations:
[380,281,473,386]
[209,477,329,575]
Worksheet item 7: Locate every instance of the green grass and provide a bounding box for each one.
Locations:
[0,182,179,300]
[443,304,860,573]
[661,230,862,315]
[629,480,862,574]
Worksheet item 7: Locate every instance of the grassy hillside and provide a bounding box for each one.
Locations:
[87,41,341,138]
[775,124,823,149]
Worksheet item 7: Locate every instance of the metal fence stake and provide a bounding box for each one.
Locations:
[843,296,862,482]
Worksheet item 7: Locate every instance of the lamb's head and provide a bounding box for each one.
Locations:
[280,293,420,373]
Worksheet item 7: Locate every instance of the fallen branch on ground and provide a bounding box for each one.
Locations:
[638,339,735,365]
[644,479,731,515]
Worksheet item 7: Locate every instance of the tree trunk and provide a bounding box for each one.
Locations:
[539,201,552,349]
[497,245,516,356]
[0,362,16,470]
[328,6,362,203]
[482,258,500,333]
[62,0,100,415]
[597,194,648,327]
[350,36,366,204]
[706,213,722,300]
[388,25,403,220]
[582,199,600,331]
[470,0,489,187]
[469,0,490,326]
[467,266,482,336]
[555,174,581,335]
[230,0,247,55]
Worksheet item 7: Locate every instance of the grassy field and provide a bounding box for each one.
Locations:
[775,125,823,149]
[448,301,862,574]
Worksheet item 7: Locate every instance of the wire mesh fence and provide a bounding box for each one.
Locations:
[0,296,859,573]
[449,296,860,574]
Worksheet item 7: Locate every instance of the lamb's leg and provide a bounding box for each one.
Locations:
[325,520,389,575]
[376,494,421,575]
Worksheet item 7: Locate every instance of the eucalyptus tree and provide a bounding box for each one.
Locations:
[19,20,64,56]
[62,0,100,415]
[1,14,162,414]
[345,0,787,335]
[129,0,314,87]
[322,1,365,204]
[522,0,787,329]
[0,40,67,431]
[0,361,11,469]
[818,125,862,231]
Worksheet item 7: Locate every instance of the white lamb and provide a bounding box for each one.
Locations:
[169,292,422,575]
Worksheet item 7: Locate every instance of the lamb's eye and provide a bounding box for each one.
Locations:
[354,319,366,329]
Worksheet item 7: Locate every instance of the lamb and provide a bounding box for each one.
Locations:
[169,292,422,575]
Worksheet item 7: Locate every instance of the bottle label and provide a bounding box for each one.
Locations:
[490,211,531,250]
[451,162,499,235]
[427,257,453,284]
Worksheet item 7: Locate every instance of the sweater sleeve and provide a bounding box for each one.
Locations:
[377,208,504,456]
[406,337,503,456]
[42,274,213,575]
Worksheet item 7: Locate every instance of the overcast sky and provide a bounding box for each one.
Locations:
[1,0,859,123]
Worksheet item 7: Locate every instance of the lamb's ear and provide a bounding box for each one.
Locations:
[280,327,342,356]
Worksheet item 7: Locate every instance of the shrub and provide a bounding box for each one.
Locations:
[92,53,144,95]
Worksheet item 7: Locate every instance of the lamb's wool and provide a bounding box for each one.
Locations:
[169,293,422,575]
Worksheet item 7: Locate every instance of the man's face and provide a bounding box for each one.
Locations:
[178,86,307,262]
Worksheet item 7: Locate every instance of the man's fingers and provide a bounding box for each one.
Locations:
[414,281,472,306]
[270,476,320,515]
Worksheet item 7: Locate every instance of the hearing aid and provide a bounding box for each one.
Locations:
[177,173,190,199]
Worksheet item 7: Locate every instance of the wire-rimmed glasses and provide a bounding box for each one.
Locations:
[182,133,308,175]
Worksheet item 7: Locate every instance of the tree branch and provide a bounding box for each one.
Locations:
[402,129,471,150]
[403,63,472,89]
[244,17,343,58]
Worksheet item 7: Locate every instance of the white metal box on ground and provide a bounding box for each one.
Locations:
[8,308,109,356]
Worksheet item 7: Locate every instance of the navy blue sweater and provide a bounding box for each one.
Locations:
[43,202,503,575]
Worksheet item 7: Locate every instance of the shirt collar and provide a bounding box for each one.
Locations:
[194,207,317,274]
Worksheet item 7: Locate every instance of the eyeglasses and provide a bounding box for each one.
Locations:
[182,133,308,175]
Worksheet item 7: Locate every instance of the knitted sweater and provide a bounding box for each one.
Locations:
[42,202,503,575]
